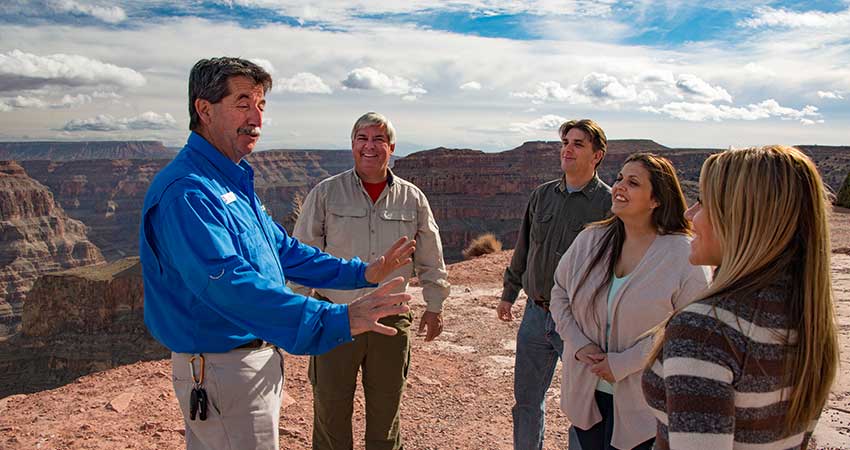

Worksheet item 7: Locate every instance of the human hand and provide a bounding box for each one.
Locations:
[590,355,615,383]
[496,301,515,322]
[574,343,605,365]
[365,237,416,284]
[348,277,411,336]
[417,311,443,341]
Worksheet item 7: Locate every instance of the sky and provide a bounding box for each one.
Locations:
[1,1,849,154]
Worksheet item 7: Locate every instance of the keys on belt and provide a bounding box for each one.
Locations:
[189,355,208,421]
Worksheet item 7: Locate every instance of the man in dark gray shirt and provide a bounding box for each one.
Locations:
[498,119,612,450]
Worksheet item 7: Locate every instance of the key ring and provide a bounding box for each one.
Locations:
[189,354,205,385]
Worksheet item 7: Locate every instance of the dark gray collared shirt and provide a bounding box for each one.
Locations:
[502,175,612,304]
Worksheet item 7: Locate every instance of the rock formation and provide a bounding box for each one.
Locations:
[392,140,708,261]
[21,159,171,261]
[0,257,165,397]
[18,150,353,261]
[0,161,104,337]
[0,141,175,161]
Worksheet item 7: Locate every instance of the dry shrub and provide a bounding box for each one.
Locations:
[463,233,502,259]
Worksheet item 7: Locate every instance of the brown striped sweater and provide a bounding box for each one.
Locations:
[641,274,818,450]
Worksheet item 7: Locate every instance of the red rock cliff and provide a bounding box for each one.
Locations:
[0,257,166,397]
[0,161,104,337]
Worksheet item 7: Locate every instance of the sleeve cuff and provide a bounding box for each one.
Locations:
[353,257,378,288]
[323,303,354,346]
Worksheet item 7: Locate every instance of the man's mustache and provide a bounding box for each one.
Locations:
[238,126,261,137]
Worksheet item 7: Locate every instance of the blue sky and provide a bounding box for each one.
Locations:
[1,0,849,153]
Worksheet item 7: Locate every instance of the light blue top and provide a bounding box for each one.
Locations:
[596,272,630,394]
[140,132,376,355]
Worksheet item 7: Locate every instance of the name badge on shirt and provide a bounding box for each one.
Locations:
[220,192,237,205]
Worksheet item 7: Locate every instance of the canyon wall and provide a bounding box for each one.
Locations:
[0,161,104,337]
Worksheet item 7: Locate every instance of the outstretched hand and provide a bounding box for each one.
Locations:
[349,277,411,336]
[365,236,416,284]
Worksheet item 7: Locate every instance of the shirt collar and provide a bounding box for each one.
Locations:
[558,173,603,198]
[351,167,395,186]
[186,131,253,187]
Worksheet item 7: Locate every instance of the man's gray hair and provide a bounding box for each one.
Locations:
[350,112,396,145]
[188,57,273,131]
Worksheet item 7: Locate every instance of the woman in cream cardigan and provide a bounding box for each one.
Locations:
[550,153,710,450]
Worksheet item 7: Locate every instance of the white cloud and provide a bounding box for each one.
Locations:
[511,81,581,103]
[639,70,676,85]
[741,7,850,29]
[512,73,639,105]
[642,99,820,124]
[0,49,145,92]
[274,72,332,94]
[0,93,92,110]
[48,0,127,23]
[509,114,567,133]
[212,0,617,23]
[5,96,49,109]
[817,90,844,100]
[92,91,122,99]
[62,112,177,131]
[743,62,776,78]
[250,58,276,75]
[459,81,482,91]
[675,74,732,103]
[341,67,426,98]
[580,72,637,102]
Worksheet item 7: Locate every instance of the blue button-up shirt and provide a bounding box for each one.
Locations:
[140,132,375,354]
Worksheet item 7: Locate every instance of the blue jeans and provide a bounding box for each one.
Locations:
[512,300,581,450]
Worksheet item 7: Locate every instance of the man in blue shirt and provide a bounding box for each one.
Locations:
[140,57,415,450]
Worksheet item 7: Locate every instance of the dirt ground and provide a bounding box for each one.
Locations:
[1,208,849,450]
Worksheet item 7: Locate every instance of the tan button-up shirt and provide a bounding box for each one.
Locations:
[292,168,450,312]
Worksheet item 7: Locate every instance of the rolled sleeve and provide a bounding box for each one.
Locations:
[414,196,450,312]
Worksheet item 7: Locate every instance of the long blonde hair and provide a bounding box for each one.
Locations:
[649,145,838,433]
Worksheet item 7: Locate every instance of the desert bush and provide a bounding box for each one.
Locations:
[838,171,850,208]
[462,233,502,259]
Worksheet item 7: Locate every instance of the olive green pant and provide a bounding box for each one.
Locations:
[310,313,412,450]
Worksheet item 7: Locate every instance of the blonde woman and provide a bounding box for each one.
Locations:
[551,153,711,449]
[642,145,839,449]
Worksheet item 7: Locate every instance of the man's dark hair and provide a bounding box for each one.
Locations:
[188,57,273,131]
[558,118,608,169]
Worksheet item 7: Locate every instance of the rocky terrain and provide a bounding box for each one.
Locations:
[0,257,166,398]
[0,161,104,337]
[1,208,848,450]
[0,141,175,161]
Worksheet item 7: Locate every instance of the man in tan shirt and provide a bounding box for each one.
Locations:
[292,112,450,450]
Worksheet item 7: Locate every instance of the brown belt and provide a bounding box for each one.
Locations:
[234,338,273,350]
[533,299,550,312]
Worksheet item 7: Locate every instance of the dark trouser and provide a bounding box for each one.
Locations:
[574,391,654,450]
[512,300,581,450]
[310,313,411,450]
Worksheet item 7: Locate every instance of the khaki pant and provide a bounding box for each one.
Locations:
[310,313,412,450]
[171,346,285,450]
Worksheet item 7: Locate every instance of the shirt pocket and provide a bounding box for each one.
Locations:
[379,208,418,252]
[530,213,553,243]
[326,206,368,259]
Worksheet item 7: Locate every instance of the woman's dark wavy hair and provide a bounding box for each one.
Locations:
[576,152,690,325]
